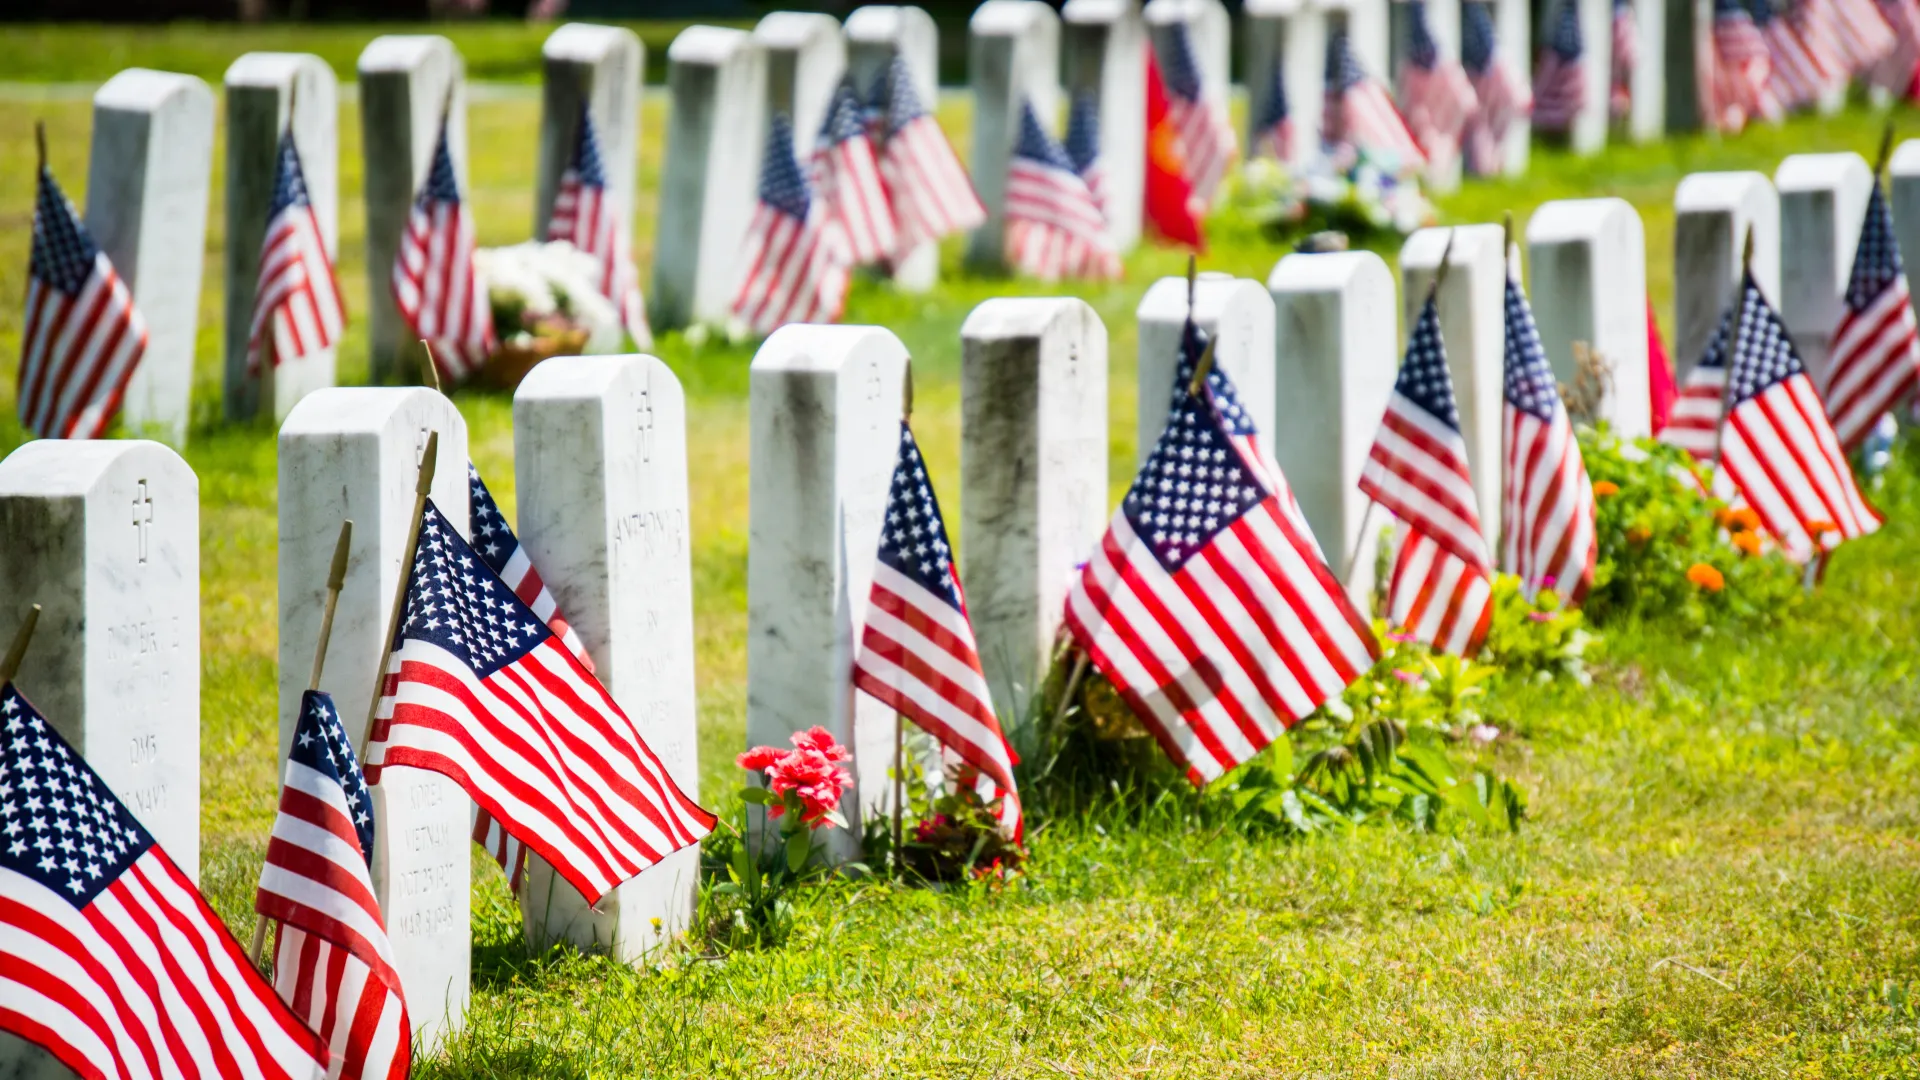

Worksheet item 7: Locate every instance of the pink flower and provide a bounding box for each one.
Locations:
[1537,575,1557,589]
[1467,723,1500,745]
[1386,630,1416,643]
[740,727,854,827]
[1527,611,1554,623]
[1391,668,1423,685]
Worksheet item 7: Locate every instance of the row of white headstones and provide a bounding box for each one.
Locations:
[0,152,1899,1051]
[69,0,1852,449]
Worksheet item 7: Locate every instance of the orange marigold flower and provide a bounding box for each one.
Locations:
[1730,507,1761,532]
[1625,524,1653,545]
[1807,519,1839,536]
[1732,531,1762,556]
[1593,480,1620,497]
[1686,563,1725,592]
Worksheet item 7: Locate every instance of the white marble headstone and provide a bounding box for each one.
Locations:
[1775,152,1873,386]
[1526,197,1652,437]
[1063,0,1148,251]
[747,325,909,861]
[959,298,1110,710]
[1672,171,1780,375]
[967,0,1063,271]
[86,69,214,448]
[1268,250,1399,600]
[1244,0,1327,170]
[1144,0,1232,106]
[223,53,338,425]
[1400,224,1506,548]
[651,26,767,332]
[844,5,943,290]
[358,35,468,384]
[1135,274,1278,463]
[1660,0,1703,133]
[1888,139,1920,332]
[537,24,643,239]
[1567,0,1613,155]
[277,387,471,1052]
[756,12,847,159]
[1626,0,1664,140]
[511,354,699,964]
[0,441,200,879]
[1491,0,1532,171]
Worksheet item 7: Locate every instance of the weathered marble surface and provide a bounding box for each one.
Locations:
[87,69,214,448]
[1526,197,1652,437]
[512,354,700,964]
[959,298,1109,712]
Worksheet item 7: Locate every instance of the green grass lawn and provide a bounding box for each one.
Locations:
[3,30,1920,1074]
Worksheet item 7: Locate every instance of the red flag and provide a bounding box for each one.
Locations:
[1145,51,1206,251]
[1647,295,1678,433]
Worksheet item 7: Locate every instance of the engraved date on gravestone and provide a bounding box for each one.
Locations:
[394,859,456,899]
[390,899,461,937]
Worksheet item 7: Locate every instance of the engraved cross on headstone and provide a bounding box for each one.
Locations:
[636,387,655,463]
[133,480,154,565]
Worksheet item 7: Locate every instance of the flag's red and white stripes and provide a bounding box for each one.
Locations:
[1825,184,1920,450]
[732,201,852,333]
[1400,61,1479,169]
[249,132,345,375]
[1503,393,1598,602]
[1360,400,1488,573]
[392,126,494,383]
[1663,358,1731,460]
[812,83,897,265]
[1722,370,1881,558]
[272,929,407,1080]
[1387,528,1494,657]
[1005,99,1121,282]
[547,113,649,346]
[871,57,985,255]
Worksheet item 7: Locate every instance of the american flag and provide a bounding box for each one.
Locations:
[872,56,985,257]
[1064,89,1110,222]
[1062,319,1378,787]
[467,459,597,891]
[1807,0,1895,76]
[1500,271,1598,603]
[366,501,714,904]
[1612,0,1638,118]
[1398,0,1480,167]
[1708,0,1782,132]
[392,118,495,384]
[1871,0,1920,94]
[1005,97,1121,282]
[15,161,147,441]
[1533,0,1588,132]
[1661,303,1736,461]
[255,691,409,1080]
[547,101,649,347]
[1155,20,1235,208]
[1252,59,1294,161]
[1360,295,1495,657]
[731,112,852,335]
[1825,178,1920,451]
[0,682,329,1080]
[851,424,1022,839]
[1462,1,1530,177]
[248,127,345,375]
[813,80,897,266]
[1756,0,1843,108]
[1712,270,1880,558]
[1324,29,1427,167]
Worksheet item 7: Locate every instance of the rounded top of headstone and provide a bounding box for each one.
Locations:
[94,69,213,111]
[542,23,643,64]
[1525,196,1643,245]
[755,10,844,47]
[278,386,466,440]
[515,353,680,405]
[1400,222,1505,273]
[1137,274,1275,322]
[1892,139,1920,176]
[1774,151,1872,194]
[845,5,938,41]
[1673,171,1776,212]
[750,323,910,374]
[971,0,1059,34]
[1144,0,1224,25]
[356,34,459,75]
[1063,0,1138,23]
[961,295,1102,339]
[223,52,336,90]
[1266,248,1393,292]
[668,25,754,65]
[0,439,196,500]
[1242,0,1307,16]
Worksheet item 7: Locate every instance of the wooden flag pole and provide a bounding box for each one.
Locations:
[359,431,440,763]
[1,605,42,688]
[421,340,444,394]
[34,121,47,171]
[251,520,355,967]
[1876,120,1896,181]
[1709,227,1756,473]
[1341,500,1381,593]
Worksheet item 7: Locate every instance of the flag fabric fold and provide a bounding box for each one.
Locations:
[1063,318,1377,787]
[1006,97,1121,281]
[731,112,853,335]
[1398,0,1479,170]
[363,500,716,905]
[812,80,898,266]
[1065,89,1111,224]
[249,127,345,375]
[256,690,410,1080]
[852,424,1023,840]
[393,116,495,384]
[1500,269,1599,603]
[0,681,331,1080]
[546,101,649,348]
[1153,19,1236,209]
[1707,0,1783,133]
[1462,0,1530,177]
[1145,51,1208,250]
[1612,0,1638,118]
[870,57,985,258]
[1534,0,1589,133]
[1324,29,1426,168]
[1661,304,1737,461]
[1824,177,1920,451]
[16,160,148,441]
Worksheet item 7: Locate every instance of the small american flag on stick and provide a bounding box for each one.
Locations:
[1462,1,1529,177]
[1826,162,1920,452]
[1661,304,1737,462]
[871,56,985,257]
[16,127,148,441]
[731,112,852,335]
[1155,20,1236,208]
[249,124,345,375]
[1064,89,1110,222]
[1756,0,1844,109]
[1251,60,1294,161]
[256,690,410,1080]
[1360,250,1495,657]
[852,423,1022,839]
[813,80,897,266]
[1398,0,1480,169]
[547,101,649,348]
[1005,98,1121,282]
[1063,315,1377,787]
[1806,0,1895,76]
[1499,244,1598,603]
[0,657,330,1080]
[1324,30,1426,168]
[1708,0,1782,133]
[1533,0,1588,133]
[393,113,495,384]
